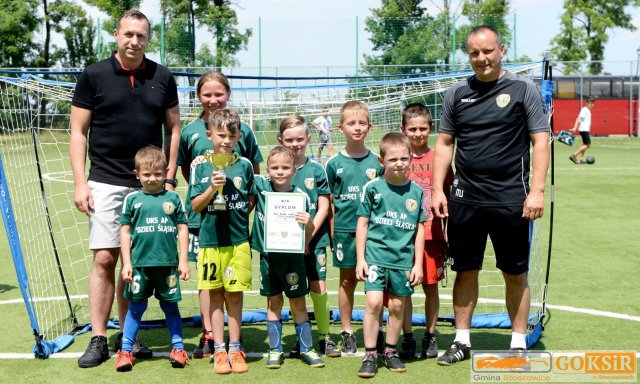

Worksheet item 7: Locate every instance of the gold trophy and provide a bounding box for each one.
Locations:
[203,150,239,211]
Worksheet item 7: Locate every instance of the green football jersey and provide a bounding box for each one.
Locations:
[177,118,263,229]
[120,190,188,267]
[356,178,426,270]
[292,158,330,248]
[250,175,310,256]
[325,151,384,232]
[189,153,254,247]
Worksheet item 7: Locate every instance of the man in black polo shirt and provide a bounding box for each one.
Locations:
[431,25,549,365]
[70,9,181,368]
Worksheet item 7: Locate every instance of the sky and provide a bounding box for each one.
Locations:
[76,0,640,75]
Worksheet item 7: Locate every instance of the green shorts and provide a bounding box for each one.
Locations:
[197,243,252,292]
[333,231,356,269]
[260,253,308,298]
[124,266,182,303]
[305,246,327,281]
[363,265,414,297]
[188,227,200,263]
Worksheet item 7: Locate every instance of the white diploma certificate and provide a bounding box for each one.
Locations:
[264,192,306,253]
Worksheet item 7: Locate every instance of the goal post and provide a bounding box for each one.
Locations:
[0,63,549,356]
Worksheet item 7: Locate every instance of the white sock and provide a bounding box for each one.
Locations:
[454,329,471,346]
[510,332,527,349]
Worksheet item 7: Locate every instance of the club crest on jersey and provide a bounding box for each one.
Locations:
[496,94,510,108]
[366,168,377,180]
[304,178,315,190]
[224,267,234,279]
[166,275,177,288]
[286,272,299,285]
[163,202,175,215]
[317,254,326,266]
[405,199,418,212]
[233,176,243,189]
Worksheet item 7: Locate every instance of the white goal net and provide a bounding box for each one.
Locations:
[0,63,547,352]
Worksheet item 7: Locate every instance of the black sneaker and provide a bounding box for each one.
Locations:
[193,330,212,358]
[421,333,438,359]
[376,330,384,354]
[340,331,358,354]
[399,337,416,360]
[78,335,109,368]
[382,350,406,372]
[115,332,153,359]
[437,341,470,366]
[357,354,378,378]
[319,338,341,357]
[289,340,301,358]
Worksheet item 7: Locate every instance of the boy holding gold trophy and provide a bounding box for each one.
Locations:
[190,108,255,374]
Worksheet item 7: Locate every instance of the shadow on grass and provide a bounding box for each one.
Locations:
[0,283,17,293]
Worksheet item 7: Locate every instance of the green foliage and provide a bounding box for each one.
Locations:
[83,0,142,20]
[0,0,40,67]
[457,0,511,53]
[195,0,252,69]
[159,0,251,68]
[48,0,97,67]
[551,0,640,75]
[364,0,432,73]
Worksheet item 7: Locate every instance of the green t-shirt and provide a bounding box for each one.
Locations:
[356,178,426,270]
[189,153,254,247]
[177,118,263,229]
[292,158,330,248]
[325,151,384,233]
[250,175,310,256]
[120,190,188,267]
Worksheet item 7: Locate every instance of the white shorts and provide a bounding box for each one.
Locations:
[88,181,138,250]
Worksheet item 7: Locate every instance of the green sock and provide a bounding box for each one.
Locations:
[310,290,330,340]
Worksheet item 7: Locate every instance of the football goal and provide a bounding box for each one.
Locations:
[0,62,550,357]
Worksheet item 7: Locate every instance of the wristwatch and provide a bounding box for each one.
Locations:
[163,178,178,188]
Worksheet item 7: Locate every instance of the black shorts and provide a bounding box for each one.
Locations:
[447,201,530,275]
[580,131,591,145]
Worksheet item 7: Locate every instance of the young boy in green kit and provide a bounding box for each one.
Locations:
[398,103,454,359]
[325,100,384,354]
[277,115,340,358]
[190,108,254,375]
[116,145,190,372]
[250,146,325,369]
[355,132,426,378]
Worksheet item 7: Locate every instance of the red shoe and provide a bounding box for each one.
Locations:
[170,348,190,368]
[115,350,134,372]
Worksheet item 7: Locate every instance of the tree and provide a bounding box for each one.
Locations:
[48,0,97,67]
[551,0,640,75]
[160,0,251,68]
[195,0,251,69]
[550,3,587,74]
[0,0,40,67]
[458,0,511,53]
[363,0,429,73]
